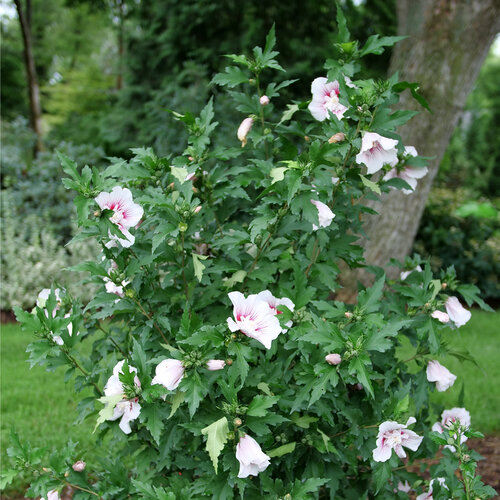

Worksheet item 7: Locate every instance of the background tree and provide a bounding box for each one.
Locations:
[339,0,500,300]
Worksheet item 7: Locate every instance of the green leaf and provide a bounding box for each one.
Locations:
[201,417,229,473]
[168,391,185,419]
[192,253,209,282]
[247,395,279,417]
[181,370,206,418]
[360,174,381,195]
[223,270,247,288]
[94,394,123,432]
[171,166,188,184]
[364,319,411,352]
[0,470,17,490]
[392,81,431,112]
[349,357,374,398]
[212,66,249,88]
[360,35,406,56]
[373,461,392,493]
[142,404,163,445]
[270,167,288,184]
[336,4,350,42]
[267,441,296,458]
[278,103,300,124]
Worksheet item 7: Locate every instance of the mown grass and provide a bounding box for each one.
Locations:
[397,309,500,433]
[0,323,96,496]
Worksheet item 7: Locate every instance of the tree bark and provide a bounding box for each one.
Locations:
[338,0,500,301]
[14,0,43,154]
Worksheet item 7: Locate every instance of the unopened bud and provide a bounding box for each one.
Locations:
[193,205,202,214]
[344,311,353,319]
[425,302,431,308]
[441,282,447,289]
[188,156,194,162]
[93,210,101,217]
[328,132,345,144]
[231,334,237,340]
[72,461,86,472]
[463,454,470,462]
[325,353,342,366]
[237,117,254,147]
[179,222,188,232]
[206,359,226,371]
[64,471,70,477]
[304,135,310,142]
[447,437,455,445]
[260,95,270,106]
[234,418,242,427]
[226,358,233,366]
[42,467,50,472]
[168,182,175,189]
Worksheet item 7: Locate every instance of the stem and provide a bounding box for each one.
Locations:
[255,74,269,159]
[60,478,101,497]
[180,232,189,302]
[132,297,169,345]
[96,323,127,357]
[305,238,320,277]
[329,423,379,439]
[62,350,102,396]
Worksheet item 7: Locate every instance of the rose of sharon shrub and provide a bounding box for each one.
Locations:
[10,21,496,500]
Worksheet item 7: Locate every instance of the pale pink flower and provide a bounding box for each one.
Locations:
[372,417,423,462]
[431,310,450,323]
[426,360,456,392]
[236,434,271,478]
[416,478,447,500]
[383,146,428,194]
[397,480,412,493]
[400,265,423,280]
[72,460,86,472]
[325,353,342,365]
[104,277,128,298]
[206,359,226,371]
[256,290,295,332]
[41,490,60,500]
[237,117,254,147]
[104,360,141,434]
[95,187,144,248]
[152,359,184,390]
[331,175,340,185]
[227,291,283,349]
[308,77,348,121]
[445,296,471,327]
[356,132,399,174]
[260,95,270,106]
[432,407,471,452]
[310,199,335,230]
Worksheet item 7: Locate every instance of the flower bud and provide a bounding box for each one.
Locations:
[42,467,50,472]
[344,311,353,319]
[441,282,447,289]
[304,135,310,142]
[179,222,188,232]
[64,471,70,477]
[237,117,254,147]
[188,156,194,162]
[168,182,175,189]
[226,358,233,366]
[260,95,270,106]
[447,437,455,445]
[193,205,202,214]
[328,132,345,144]
[325,353,342,366]
[234,418,242,427]
[206,359,226,371]
[93,210,101,217]
[72,460,86,472]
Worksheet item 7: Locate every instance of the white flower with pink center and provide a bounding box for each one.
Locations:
[432,407,470,451]
[103,277,129,300]
[445,296,471,327]
[383,146,428,194]
[41,490,60,500]
[152,359,185,390]
[426,360,457,392]
[236,434,271,478]
[308,77,348,121]
[310,199,335,230]
[256,290,295,332]
[372,417,423,462]
[95,187,144,248]
[104,360,141,434]
[356,132,399,174]
[416,478,447,500]
[227,291,283,349]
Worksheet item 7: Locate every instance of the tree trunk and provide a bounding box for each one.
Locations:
[338,0,500,301]
[14,0,43,154]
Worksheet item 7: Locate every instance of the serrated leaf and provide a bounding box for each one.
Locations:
[270,167,288,184]
[247,395,279,417]
[94,394,123,432]
[201,417,229,473]
[278,103,300,124]
[192,253,208,282]
[360,35,406,56]
[168,391,185,419]
[212,67,249,88]
[349,357,374,398]
[171,166,188,184]
[142,404,163,445]
[267,442,296,458]
[223,270,247,288]
[360,174,381,195]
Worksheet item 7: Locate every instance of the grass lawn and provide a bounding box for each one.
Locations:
[0,323,96,496]
[397,309,500,433]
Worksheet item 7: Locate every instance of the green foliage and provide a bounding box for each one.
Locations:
[414,188,500,302]
[8,24,496,500]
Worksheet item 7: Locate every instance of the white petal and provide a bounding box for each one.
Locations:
[372,444,392,462]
